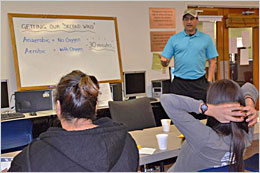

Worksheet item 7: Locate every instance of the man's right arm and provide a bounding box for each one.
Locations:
[159,54,170,67]
[159,35,174,67]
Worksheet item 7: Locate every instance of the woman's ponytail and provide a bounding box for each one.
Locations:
[229,122,247,172]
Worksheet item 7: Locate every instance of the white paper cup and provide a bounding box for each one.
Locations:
[156,134,168,150]
[161,119,171,132]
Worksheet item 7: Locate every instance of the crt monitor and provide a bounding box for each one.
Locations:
[1,79,10,112]
[123,71,146,99]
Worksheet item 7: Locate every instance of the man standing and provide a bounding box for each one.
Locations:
[160,9,218,101]
[160,9,218,119]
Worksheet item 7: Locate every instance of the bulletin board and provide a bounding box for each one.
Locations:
[8,13,123,91]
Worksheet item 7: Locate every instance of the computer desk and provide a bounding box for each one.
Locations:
[1,99,163,125]
[2,120,259,168]
[0,104,117,123]
[1,110,56,123]
[1,105,119,140]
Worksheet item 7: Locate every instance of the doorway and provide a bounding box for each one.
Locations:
[189,6,259,108]
[229,28,253,86]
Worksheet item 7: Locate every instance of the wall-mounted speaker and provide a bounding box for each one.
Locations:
[15,90,54,113]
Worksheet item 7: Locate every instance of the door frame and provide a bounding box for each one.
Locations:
[189,7,259,109]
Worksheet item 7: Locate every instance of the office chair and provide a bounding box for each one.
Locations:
[1,119,33,153]
[109,97,175,171]
[108,97,156,131]
[244,153,259,172]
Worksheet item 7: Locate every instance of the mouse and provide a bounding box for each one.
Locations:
[29,112,37,116]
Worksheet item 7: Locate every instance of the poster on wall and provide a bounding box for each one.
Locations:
[152,53,162,71]
[149,8,175,29]
[150,31,175,52]
[229,37,238,54]
[240,49,249,65]
[241,31,251,48]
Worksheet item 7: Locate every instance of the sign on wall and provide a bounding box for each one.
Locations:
[149,8,176,29]
[150,31,175,52]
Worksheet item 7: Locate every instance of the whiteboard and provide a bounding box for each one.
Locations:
[8,13,123,91]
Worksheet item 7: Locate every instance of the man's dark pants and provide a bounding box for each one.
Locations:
[170,75,210,120]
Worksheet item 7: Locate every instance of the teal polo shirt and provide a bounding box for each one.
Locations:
[162,29,218,79]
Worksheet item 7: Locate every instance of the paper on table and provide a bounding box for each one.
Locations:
[152,53,162,71]
[139,148,156,155]
[98,83,113,107]
[1,157,13,171]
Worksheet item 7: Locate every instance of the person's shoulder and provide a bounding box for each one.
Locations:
[174,31,185,37]
[198,31,212,39]
[94,117,112,125]
[198,31,208,36]
[168,32,184,43]
[96,117,129,132]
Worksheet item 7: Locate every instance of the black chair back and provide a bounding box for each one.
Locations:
[109,97,156,131]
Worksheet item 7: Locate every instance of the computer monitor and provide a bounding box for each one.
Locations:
[123,71,146,99]
[1,79,10,112]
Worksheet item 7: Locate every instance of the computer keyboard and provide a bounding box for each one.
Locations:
[1,112,25,120]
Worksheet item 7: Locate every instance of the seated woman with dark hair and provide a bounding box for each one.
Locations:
[9,70,139,172]
[161,79,258,172]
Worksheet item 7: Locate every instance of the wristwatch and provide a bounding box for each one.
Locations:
[200,103,208,114]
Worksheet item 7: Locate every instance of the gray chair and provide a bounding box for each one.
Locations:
[108,97,156,131]
[109,97,173,171]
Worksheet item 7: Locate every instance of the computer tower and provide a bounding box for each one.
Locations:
[110,83,123,101]
[151,79,171,98]
[15,89,54,113]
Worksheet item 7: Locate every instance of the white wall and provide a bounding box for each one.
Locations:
[1,1,258,107]
[1,1,185,104]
